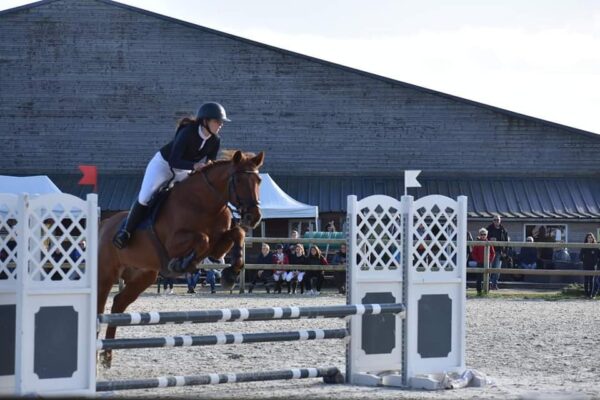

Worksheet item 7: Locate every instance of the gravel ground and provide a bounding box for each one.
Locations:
[97,286,600,400]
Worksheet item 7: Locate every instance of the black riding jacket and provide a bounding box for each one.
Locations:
[159,121,220,170]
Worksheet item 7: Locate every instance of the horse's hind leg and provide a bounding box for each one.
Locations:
[99,269,158,369]
[210,226,245,290]
[97,255,121,316]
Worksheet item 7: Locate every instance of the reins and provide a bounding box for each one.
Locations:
[199,166,260,219]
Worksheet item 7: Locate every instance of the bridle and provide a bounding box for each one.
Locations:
[228,170,261,215]
[200,168,260,219]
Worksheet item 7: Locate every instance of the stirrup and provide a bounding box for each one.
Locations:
[112,230,131,249]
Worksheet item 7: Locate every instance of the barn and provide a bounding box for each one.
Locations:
[1,0,600,245]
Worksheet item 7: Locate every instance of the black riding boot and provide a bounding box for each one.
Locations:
[112,201,148,249]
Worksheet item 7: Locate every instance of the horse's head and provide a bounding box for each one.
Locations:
[228,150,265,229]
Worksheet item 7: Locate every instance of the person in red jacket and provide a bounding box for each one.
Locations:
[471,228,496,295]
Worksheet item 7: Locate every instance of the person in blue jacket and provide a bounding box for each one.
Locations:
[113,102,230,249]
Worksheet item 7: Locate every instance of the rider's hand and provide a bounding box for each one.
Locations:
[193,160,213,171]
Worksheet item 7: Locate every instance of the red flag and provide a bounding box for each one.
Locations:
[78,165,98,192]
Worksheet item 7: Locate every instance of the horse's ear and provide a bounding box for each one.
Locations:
[232,150,243,164]
[252,152,265,168]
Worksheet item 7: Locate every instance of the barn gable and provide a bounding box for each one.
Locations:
[1,0,599,178]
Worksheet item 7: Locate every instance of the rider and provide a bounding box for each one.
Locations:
[112,102,230,249]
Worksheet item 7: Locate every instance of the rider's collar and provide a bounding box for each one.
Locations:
[198,125,211,141]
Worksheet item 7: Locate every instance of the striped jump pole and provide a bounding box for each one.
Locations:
[97,303,406,327]
[96,367,344,392]
[97,328,348,351]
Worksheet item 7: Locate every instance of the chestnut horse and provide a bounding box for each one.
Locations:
[97,150,264,367]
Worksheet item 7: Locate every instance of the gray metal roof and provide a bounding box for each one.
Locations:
[47,174,600,220]
[273,176,600,219]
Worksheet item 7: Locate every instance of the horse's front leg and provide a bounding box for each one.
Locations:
[166,231,210,274]
[210,226,245,290]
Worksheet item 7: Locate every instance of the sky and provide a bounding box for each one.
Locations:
[2,0,600,133]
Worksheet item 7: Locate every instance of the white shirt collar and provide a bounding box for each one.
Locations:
[198,125,211,141]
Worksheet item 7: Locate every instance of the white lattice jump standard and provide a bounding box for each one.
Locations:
[1,192,467,396]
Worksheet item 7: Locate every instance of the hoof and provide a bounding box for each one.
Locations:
[220,266,238,290]
[99,351,112,369]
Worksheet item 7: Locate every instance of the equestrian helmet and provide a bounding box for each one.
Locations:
[196,102,231,122]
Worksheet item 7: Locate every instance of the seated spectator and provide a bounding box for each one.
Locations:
[553,242,571,262]
[203,257,223,294]
[162,277,174,295]
[306,245,328,295]
[471,228,495,295]
[283,230,300,257]
[287,244,307,294]
[331,243,347,294]
[0,239,17,280]
[271,244,289,294]
[519,236,538,269]
[186,270,201,294]
[248,243,274,293]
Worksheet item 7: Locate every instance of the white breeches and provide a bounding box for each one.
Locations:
[138,152,191,205]
[272,271,285,281]
[273,271,304,282]
[284,271,304,282]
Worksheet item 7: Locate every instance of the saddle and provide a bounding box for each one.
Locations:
[118,182,186,279]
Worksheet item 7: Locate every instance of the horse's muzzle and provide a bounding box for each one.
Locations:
[241,207,261,229]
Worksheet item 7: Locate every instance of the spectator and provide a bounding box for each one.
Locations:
[0,239,17,280]
[486,215,508,289]
[306,245,328,295]
[466,232,478,283]
[331,243,347,294]
[553,242,571,262]
[186,270,201,294]
[466,232,474,265]
[271,244,289,294]
[415,223,432,267]
[471,228,495,295]
[326,220,336,233]
[535,226,555,266]
[248,243,274,293]
[287,244,307,294]
[162,277,174,295]
[519,236,538,269]
[203,257,223,294]
[69,240,84,262]
[283,230,300,257]
[579,233,599,299]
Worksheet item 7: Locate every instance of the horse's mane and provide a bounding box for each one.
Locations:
[200,149,257,173]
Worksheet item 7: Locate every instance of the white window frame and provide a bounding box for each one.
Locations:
[523,223,569,242]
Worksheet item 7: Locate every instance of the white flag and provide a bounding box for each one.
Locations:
[405,170,422,188]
